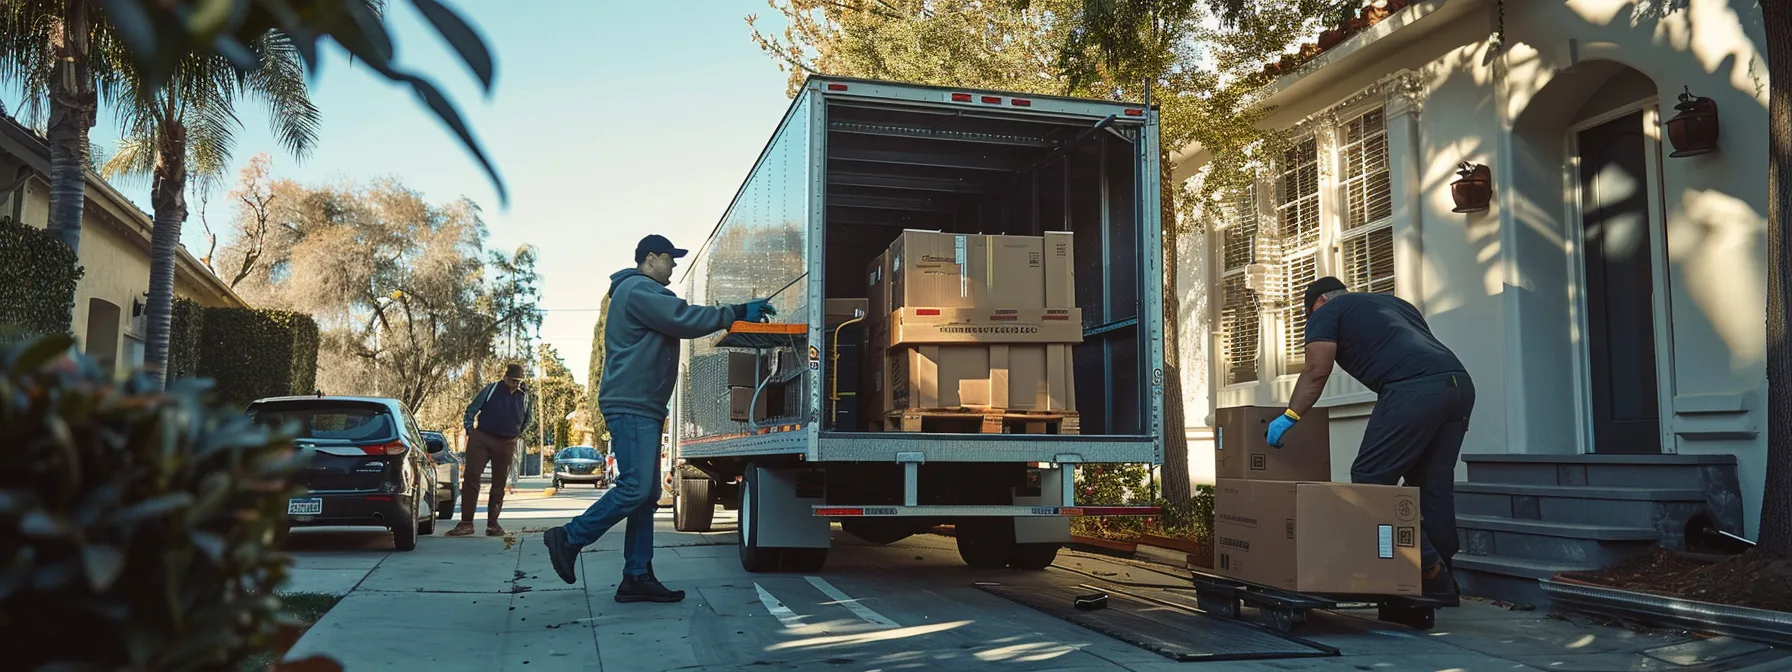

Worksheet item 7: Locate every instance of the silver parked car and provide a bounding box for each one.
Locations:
[552,445,605,489]
[420,431,459,519]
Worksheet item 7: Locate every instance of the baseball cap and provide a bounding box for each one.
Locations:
[1304,276,1348,314]
[635,234,688,263]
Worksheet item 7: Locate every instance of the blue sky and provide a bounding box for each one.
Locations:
[34,1,802,385]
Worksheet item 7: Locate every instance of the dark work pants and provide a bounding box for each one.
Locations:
[463,429,517,524]
[1350,372,1476,571]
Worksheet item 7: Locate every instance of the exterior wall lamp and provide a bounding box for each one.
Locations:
[1664,86,1719,158]
[1450,162,1492,213]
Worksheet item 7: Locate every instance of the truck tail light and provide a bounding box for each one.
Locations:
[827,83,848,91]
[1125,108,1145,116]
[1010,98,1032,107]
[981,96,1001,104]
[951,92,973,102]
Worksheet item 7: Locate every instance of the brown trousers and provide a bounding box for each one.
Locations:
[463,428,517,523]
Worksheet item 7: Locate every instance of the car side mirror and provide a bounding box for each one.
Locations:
[425,437,446,454]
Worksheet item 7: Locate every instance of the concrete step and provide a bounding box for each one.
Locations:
[1456,482,1710,531]
[1461,453,1736,490]
[1457,514,1659,567]
[1452,552,1600,580]
[1452,556,1557,608]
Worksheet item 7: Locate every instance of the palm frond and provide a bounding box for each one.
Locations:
[244,31,320,160]
[99,136,157,185]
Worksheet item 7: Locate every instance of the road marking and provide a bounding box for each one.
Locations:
[754,582,806,629]
[804,576,899,628]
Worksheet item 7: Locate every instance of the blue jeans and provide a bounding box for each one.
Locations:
[562,413,663,578]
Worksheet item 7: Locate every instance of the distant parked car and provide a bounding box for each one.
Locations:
[248,395,443,551]
[552,445,605,489]
[421,430,459,519]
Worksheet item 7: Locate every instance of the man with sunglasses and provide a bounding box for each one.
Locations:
[1267,276,1475,604]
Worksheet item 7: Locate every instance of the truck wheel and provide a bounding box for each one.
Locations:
[738,464,783,573]
[842,519,914,546]
[675,477,715,532]
[781,548,828,572]
[957,532,1012,569]
[1008,543,1061,570]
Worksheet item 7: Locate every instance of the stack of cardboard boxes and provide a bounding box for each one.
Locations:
[1211,406,1424,595]
[861,230,1081,426]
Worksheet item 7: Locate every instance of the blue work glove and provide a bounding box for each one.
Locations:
[744,299,777,322]
[1265,410,1300,448]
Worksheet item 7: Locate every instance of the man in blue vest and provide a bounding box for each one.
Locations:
[448,363,533,537]
[542,234,775,603]
[1267,277,1475,604]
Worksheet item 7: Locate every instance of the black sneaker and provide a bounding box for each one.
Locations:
[1423,565,1461,607]
[615,568,685,604]
[543,527,579,585]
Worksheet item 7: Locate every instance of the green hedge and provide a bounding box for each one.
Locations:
[197,307,319,404]
[0,216,83,343]
[166,298,205,380]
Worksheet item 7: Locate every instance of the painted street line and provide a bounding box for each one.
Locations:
[805,576,899,628]
[755,582,807,629]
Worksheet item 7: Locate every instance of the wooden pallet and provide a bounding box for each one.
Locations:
[884,408,1079,435]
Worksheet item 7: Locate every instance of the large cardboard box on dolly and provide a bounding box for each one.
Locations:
[1212,479,1422,595]
[1214,405,1332,482]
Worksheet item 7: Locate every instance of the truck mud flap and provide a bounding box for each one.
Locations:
[977,582,1338,662]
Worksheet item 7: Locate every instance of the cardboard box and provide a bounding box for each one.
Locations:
[1212,479,1422,595]
[729,387,769,423]
[867,253,890,325]
[1044,231,1076,309]
[1215,405,1332,482]
[984,234,1046,309]
[727,351,762,388]
[827,298,869,325]
[887,307,1082,346]
[886,344,1073,411]
[889,231,985,309]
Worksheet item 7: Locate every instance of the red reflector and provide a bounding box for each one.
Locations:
[951,93,973,102]
[981,96,1001,104]
[1011,98,1032,107]
[365,495,394,501]
[827,83,848,91]
[915,308,942,316]
[1124,108,1145,116]
[817,508,864,516]
[361,442,406,455]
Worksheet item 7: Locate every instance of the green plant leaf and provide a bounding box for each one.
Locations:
[20,510,69,538]
[410,0,495,90]
[9,334,75,375]
[108,492,195,527]
[81,545,126,590]
[190,530,227,563]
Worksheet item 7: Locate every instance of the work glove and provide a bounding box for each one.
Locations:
[744,299,777,322]
[1265,410,1300,448]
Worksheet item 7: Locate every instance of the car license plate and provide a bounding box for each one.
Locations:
[287,498,323,516]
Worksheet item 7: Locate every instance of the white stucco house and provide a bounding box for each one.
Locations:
[1174,0,1772,604]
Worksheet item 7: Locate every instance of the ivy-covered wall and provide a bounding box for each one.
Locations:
[195,307,319,405]
[167,298,205,380]
[0,217,83,343]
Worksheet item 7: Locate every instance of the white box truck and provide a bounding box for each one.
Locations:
[670,76,1166,573]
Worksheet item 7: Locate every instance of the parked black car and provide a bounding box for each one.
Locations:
[420,431,459,520]
[248,395,443,551]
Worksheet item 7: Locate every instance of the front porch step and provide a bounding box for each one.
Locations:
[1456,482,1710,533]
[1457,515,1659,567]
[1462,453,1736,489]
[1451,553,1595,608]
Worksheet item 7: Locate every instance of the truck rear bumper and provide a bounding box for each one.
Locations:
[815,504,1161,517]
[678,430,1159,464]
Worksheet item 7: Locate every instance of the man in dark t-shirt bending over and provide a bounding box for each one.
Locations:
[1265,276,1475,604]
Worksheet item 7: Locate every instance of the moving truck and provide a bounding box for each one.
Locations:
[669,76,1166,573]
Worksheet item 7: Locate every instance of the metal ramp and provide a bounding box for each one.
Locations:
[977,581,1339,662]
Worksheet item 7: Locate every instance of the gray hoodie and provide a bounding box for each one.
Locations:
[598,268,746,420]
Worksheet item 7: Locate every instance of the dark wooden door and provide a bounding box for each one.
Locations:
[1578,110,1662,454]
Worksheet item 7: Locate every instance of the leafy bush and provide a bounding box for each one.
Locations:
[199,307,320,406]
[1071,464,1215,542]
[167,298,206,381]
[0,216,83,343]
[0,334,338,671]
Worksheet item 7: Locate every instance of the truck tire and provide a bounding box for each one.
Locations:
[781,548,828,572]
[842,519,914,546]
[1009,543,1061,570]
[738,464,783,573]
[955,519,1015,569]
[674,477,715,532]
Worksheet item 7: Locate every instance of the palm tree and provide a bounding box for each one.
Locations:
[0,0,112,255]
[98,30,319,388]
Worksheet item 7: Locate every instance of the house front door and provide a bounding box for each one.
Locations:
[1577,110,1662,454]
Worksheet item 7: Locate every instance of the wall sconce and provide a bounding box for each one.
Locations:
[1665,86,1719,158]
[1450,162,1492,213]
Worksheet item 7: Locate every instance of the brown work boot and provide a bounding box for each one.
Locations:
[446,521,476,537]
[486,522,507,537]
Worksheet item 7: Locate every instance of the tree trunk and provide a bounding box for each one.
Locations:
[142,117,189,388]
[1159,152,1193,503]
[45,0,96,254]
[1758,0,1792,556]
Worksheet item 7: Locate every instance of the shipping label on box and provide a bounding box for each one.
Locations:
[1212,479,1421,595]
[1044,231,1076,309]
[1215,405,1332,482]
[887,307,1082,346]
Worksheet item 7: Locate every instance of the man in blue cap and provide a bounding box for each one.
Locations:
[1267,276,1474,604]
[542,234,775,603]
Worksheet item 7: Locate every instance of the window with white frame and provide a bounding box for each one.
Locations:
[1275,137,1320,375]
[1216,185,1260,384]
[1337,107,1396,294]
